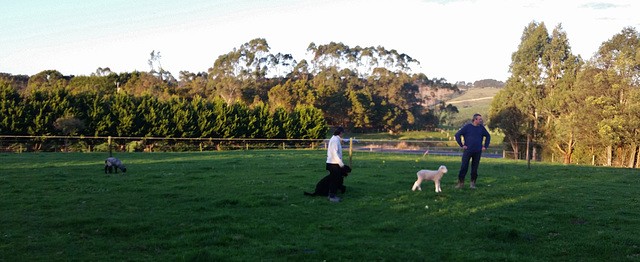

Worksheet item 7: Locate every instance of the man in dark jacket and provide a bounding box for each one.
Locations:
[455,114,490,189]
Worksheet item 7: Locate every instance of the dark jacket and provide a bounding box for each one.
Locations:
[455,124,491,153]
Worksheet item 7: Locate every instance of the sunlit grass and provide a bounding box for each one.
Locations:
[1,151,639,261]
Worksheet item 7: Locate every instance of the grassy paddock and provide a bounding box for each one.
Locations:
[1,150,639,261]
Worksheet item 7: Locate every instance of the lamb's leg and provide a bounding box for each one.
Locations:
[435,180,441,192]
[412,179,423,191]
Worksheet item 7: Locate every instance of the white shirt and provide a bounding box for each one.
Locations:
[326,135,344,167]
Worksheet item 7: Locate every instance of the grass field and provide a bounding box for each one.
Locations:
[2,150,639,261]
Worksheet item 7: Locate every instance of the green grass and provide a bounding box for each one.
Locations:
[449,87,501,107]
[2,151,639,261]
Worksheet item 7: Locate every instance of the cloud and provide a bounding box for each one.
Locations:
[421,0,472,4]
[580,2,618,10]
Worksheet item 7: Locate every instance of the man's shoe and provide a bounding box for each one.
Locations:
[470,181,477,189]
[328,196,341,202]
[455,178,464,188]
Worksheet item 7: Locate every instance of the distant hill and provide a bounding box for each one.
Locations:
[455,79,506,89]
[444,86,502,128]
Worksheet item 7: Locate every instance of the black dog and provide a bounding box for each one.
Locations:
[304,165,351,196]
[105,157,127,173]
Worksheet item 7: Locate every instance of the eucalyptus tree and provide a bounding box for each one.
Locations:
[312,67,349,126]
[287,59,312,80]
[307,42,351,73]
[267,79,316,112]
[540,24,582,163]
[209,38,273,104]
[268,52,296,78]
[586,27,640,167]
[497,21,550,166]
[67,72,120,95]
[179,71,209,98]
[347,89,374,129]
[0,73,29,93]
[572,65,613,165]
[25,70,69,95]
[307,42,419,77]
[119,71,175,100]
[93,67,112,77]
[438,103,459,126]
[368,68,410,131]
[488,88,528,159]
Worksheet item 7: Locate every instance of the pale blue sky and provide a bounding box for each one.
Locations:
[1,0,638,83]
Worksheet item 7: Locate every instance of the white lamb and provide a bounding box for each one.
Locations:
[412,165,448,192]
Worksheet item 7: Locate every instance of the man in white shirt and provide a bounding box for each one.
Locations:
[326,127,345,202]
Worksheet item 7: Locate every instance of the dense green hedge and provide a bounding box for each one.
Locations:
[0,82,327,139]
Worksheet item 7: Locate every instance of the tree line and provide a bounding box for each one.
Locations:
[1,40,459,138]
[0,82,327,140]
[489,22,640,168]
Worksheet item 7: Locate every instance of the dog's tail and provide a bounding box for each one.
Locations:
[303,191,316,196]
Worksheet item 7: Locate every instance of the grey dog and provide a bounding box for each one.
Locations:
[105,157,127,173]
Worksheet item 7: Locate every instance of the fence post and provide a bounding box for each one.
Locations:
[349,137,353,166]
[108,136,112,157]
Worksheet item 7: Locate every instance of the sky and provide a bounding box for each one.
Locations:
[1,0,639,83]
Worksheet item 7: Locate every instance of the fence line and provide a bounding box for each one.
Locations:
[0,135,504,158]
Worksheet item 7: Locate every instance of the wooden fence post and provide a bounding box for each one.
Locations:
[349,137,353,166]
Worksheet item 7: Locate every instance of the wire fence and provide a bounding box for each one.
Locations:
[0,135,504,158]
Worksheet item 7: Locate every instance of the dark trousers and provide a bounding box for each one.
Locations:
[459,151,482,181]
[326,163,342,197]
